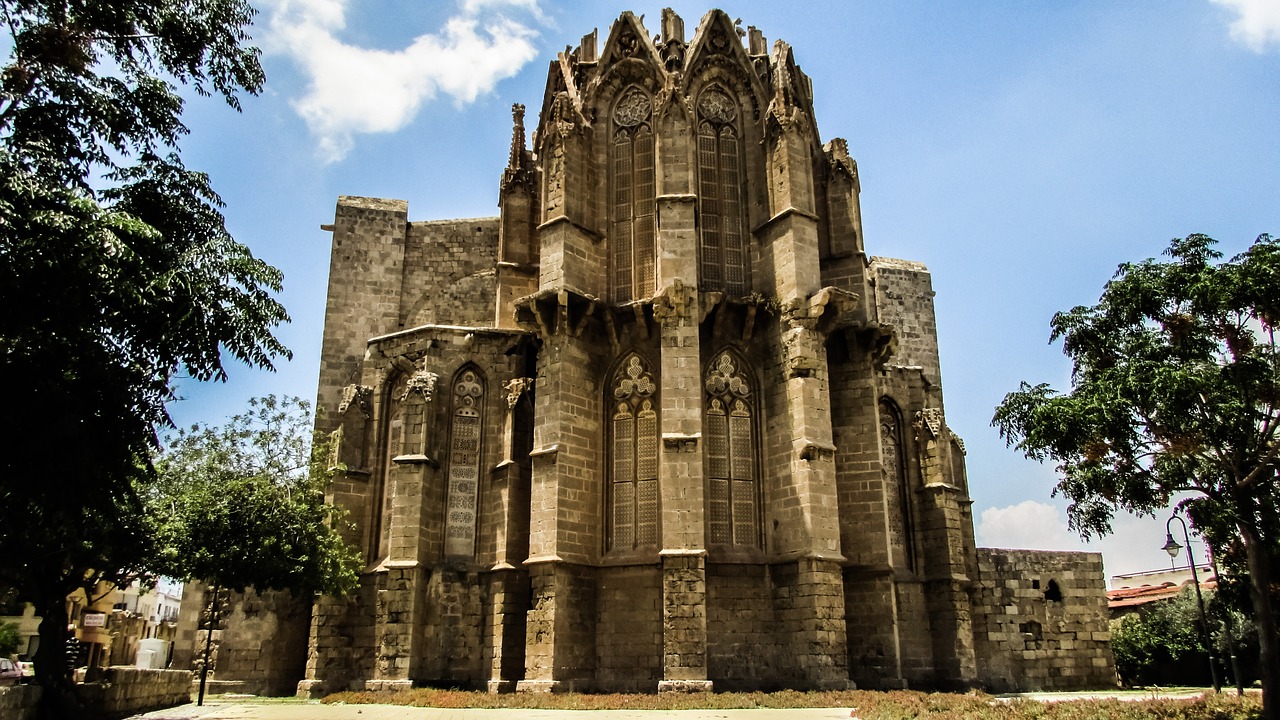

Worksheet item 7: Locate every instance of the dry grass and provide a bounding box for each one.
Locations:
[321,687,1262,719]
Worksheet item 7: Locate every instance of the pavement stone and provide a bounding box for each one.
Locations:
[126,689,1250,720]
[125,699,856,720]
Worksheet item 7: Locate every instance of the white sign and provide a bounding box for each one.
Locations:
[82,612,106,628]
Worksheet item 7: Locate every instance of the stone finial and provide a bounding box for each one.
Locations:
[823,138,860,190]
[915,408,944,439]
[661,8,684,45]
[748,26,767,56]
[508,103,525,170]
[501,103,534,193]
[580,28,598,63]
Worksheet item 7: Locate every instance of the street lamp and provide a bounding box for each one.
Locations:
[1164,513,1220,692]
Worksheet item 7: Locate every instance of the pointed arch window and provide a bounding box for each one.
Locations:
[697,87,748,295]
[705,352,759,546]
[611,87,656,303]
[880,398,918,572]
[443,368,485,558]
[609,354,659,550]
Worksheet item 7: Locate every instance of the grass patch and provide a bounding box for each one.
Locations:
[321,688,1262,719]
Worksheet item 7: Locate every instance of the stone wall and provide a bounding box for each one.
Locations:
[0,684,41,720]
[871,257,941,387]
[706,563,776,690]
[173,584,309,697]
[400,218,499,328]
[77,668,192,718]
[973,549,1117,692]
[596,565,662,691]
[0,670,191,720]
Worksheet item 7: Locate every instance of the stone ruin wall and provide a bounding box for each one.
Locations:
[172,584,310,697]
[973,549,1117,692]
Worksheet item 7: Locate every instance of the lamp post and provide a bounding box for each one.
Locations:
[1163,513,1220,692]
[1208,552,1245,696]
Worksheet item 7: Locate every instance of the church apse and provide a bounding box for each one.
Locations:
[278,7,1117,697]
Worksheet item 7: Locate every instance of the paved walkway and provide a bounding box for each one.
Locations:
[126,689,1235,720]
[127,700,856,720]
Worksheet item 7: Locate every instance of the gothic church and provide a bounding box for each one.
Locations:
[283,8,1116,695]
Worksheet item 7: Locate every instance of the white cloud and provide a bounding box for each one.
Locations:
[1211,0,1280,52]
[977,500,1087,551]
[977,500,1202,587]
[259,0,541,162]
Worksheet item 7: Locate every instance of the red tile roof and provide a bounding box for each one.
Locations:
[1107,578,1217,609]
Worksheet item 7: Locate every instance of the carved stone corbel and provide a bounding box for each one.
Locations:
[781,325,822,379]
[339,384,373,419]
[504,377,534,409]
[652,278,698,324]
[808,287,861,334]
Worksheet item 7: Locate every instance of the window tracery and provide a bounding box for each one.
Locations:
[444,368,485,558]
[705,351,758,546]
[609,354,659,550]
[697,86,747,295]
[611,87,656,303]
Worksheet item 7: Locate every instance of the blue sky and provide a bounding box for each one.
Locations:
[168,0,1280,583]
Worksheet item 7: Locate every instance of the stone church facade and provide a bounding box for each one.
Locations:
[285,9,1115,695]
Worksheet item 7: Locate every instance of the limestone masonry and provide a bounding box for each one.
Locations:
[206,9,1118,694]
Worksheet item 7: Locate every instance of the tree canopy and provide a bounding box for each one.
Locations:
[0,0,291,701]
[994,233,1280,716]
[149,395,360,597]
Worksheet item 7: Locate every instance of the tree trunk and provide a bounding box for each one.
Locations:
[32,595,67,687]
[33,592,87,720]
[1240,518,1278,720]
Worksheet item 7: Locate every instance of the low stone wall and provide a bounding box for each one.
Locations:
[76,667,193,718]
[0,684,42,720]
[973,549,1117,692]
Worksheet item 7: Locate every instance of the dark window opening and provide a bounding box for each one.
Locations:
[1044,579,1063,602]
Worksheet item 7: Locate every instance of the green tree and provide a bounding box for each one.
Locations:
[993,234,1280,717]
[0,0,288,707]
[149,395,360,706]
[1112,589,1210,686]
[148,395,360,598]
[0,620,20,658]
